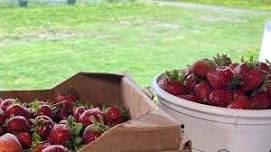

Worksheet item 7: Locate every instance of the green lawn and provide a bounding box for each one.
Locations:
[0,3,270,90]
[179,0,271,10]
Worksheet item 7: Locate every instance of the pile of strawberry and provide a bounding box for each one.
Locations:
[0,92,129,152]
[159,54,271,109]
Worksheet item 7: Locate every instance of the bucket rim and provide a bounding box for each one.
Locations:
[152,74,271,118]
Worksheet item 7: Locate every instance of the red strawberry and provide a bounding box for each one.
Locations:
[234,63,250,75]
[0,108,7,126]
[0,133,23,152]
[55,94,78,112]
[228,95,250,109]
[6,104,30,118]
[16,132,32,149]
[207,67,233,89]
[191,59,216,77]
[250,93,271,109]
[55,108,69,122]
[234,57,265,92]
[233,90,245,98]
[79,108,102,127]
[7,116,30,134]
[241,68,264,92]
[177,95,200,103]
[256,61,269,73]
[159,78,186,96]
[73,106,85,122]
[47,124,70,145]
[33,142,50,152]
[41,145,68,152]
[0,98,15,111]
[208,89,233,107]
[160,69,188,96]
[228,63,239,73]
[83,123,106,144]
[103,106,122,126]
[184,74,199,91]
[37,105,53,118]
[34,115,54,140]
[194,82,212,103]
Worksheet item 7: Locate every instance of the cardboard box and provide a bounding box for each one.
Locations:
[0,72,183,152]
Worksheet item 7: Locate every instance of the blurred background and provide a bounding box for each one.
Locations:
[0,0,270,89]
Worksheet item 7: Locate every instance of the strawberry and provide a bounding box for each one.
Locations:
[235,57,265,92]
[250,93,271,109]
[228,95,250,109]
[16,132,32,149]
[228,63,239,72]
[184,73,199,91]
[6,104,30,118]
[159,70,186,96]
[233,63,250,75]
[191,59,216,77]
[0,108,7,126]
[37,105,53,119]
[55,94,78,112]
[159,78,186,96]
[207,67,233,89]
[208,89,233,107]
[0,98,15,111]
[233,90,245,98]
[33,115,54,140]
[194,82,212,103]
[79,108,102,127]
[33,142,50,152]
[55,108,69,122]
[177,95,200,103]
[213,54,232,66]
[256,61,269,73]
[0,133,23,152]
[7,116,30,134]
[73,106,85,122]
[103,106,122,126]
[83,119,107,144]
[47,124,70,145]
[41,145,68,152]
[241,68,264,92]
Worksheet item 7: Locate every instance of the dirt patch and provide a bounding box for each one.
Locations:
[0,29,117,42]
[198,15,242,22]
[119,19,180,30]
[25,30,76,41]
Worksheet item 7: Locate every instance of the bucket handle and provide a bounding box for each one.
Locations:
[143,87,192,152]
[142,86,156,100]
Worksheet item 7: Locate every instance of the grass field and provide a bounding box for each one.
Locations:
[179,0,271,10]
[0,3,270,90]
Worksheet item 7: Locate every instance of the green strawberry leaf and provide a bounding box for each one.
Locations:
[71,123,83,136]
[75,136,82,144]
[31,132,42,148]
[29,99,40,113]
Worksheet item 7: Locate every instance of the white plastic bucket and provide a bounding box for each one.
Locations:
[259,22,271,62]
[152,74,271,152]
